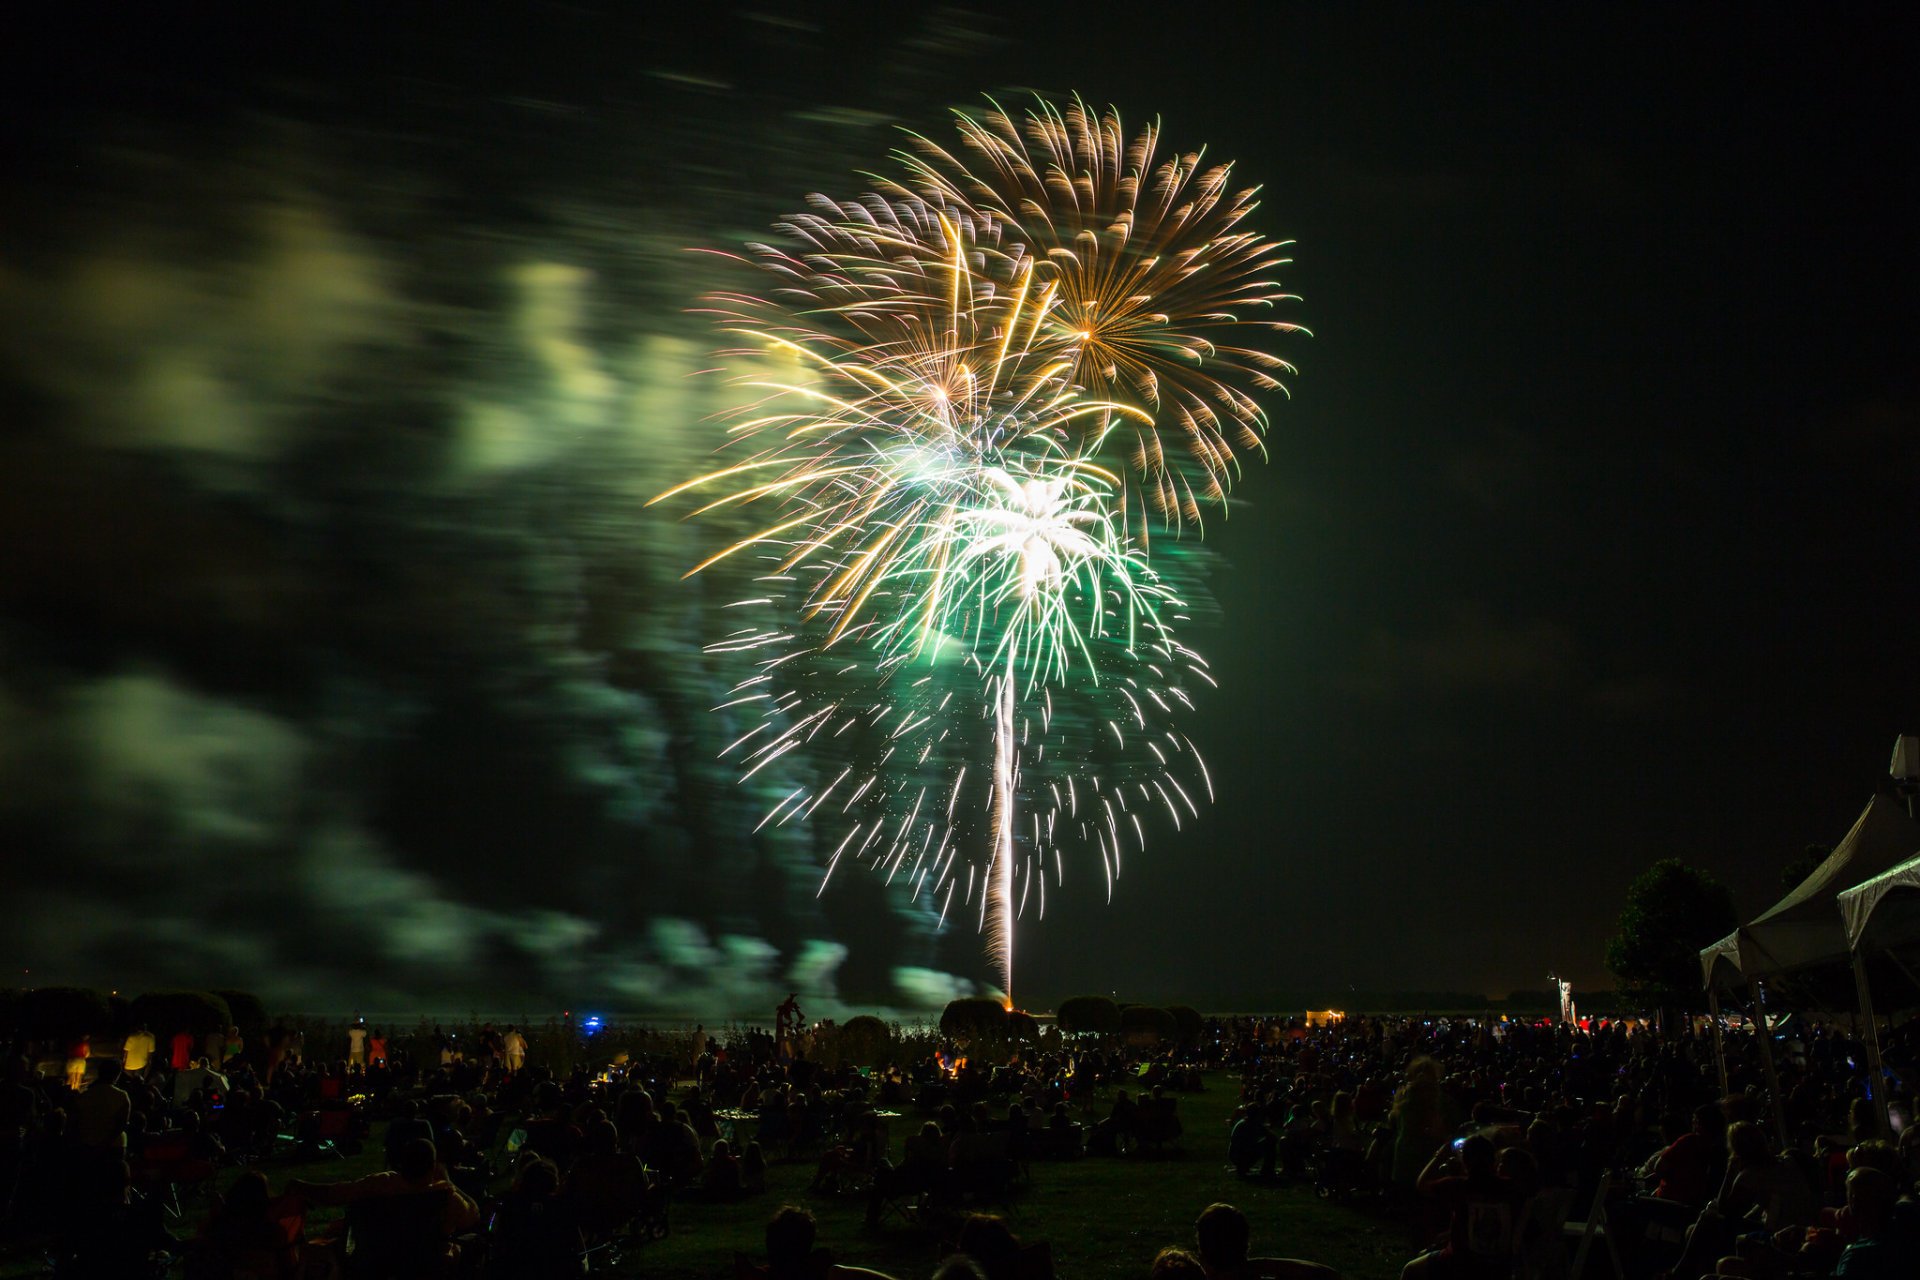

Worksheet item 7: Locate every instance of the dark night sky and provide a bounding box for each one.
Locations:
[2,3,1916,1012]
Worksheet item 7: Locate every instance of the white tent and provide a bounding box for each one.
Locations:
[1700,792,1920,989]
[1839,849,1920,968]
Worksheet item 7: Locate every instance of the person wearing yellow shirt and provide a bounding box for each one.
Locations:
[121,1025,156,1076]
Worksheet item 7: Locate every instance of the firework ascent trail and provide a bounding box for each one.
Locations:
[652,96,1304,1008]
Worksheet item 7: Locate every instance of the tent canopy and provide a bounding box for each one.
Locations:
[1839,849,1920,954]
[1701,792,1920,989]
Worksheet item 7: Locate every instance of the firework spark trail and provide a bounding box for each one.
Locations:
[989,650,1017,997]
[655,96,1301,1007]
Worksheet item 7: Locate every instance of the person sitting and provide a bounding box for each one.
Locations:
[1401,1136,1523,1280]
[703,1138,746,1199]
[486,1157,581,1279]
[1152,1247,1209,1280]
[954,1212,1039,1280]
[741,1139,769,1195]
[1194,1201,1337,1280]
[56,1157,178,1276]
[1825,1165,1919,1279]
[738,1204,898,1280]
[385,1098,435,1167]
[173,1057,229,1109]
[189,1169,302,1280]
[565,1120,650,1240]
[1228,1106,1278,1180]
[289,1136,480,1260]
[1715,1121,1815,1233]
[71,1060,133,1157]
[1643,1104,1724,1205]
[1087,1089,1136,1156]
[866,1122,947,1226]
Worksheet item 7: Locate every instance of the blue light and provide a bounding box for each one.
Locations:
[582,1015,603,1035]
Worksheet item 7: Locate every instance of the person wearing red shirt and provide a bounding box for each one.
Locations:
[1403,1135,1525,1280]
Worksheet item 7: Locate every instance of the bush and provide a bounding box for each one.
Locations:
[20,987,112,1040]
[837,1015,892,1065]
[940,996,1009,1043]
[1055,995,1121,1036]
[212,990,269,1037]
[1007,1009,1039,1042]
[1119,1005,1177,1045]
[127,991,232,1044]
[1166,1004,1205,1043]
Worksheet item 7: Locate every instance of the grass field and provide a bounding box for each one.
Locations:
[1,1074,1415,1278]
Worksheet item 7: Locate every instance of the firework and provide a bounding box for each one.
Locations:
[892,96,1308,524]
[657,101,1295,1005]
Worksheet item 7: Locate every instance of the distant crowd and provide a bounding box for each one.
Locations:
[1,1007,1915,1278]
[1213,1012,1918,1279]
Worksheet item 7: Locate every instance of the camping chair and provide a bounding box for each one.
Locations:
[132,1133,219,1220]
[1512,1186,1576,1280]
[1132,1100,1184,1154]
[867,1156,943,1227]
[1561,1172,1626,1280]
[947,1149,1017,1213]
[484,1195,584,1279]
[570,1160,669,1268]
[305,1108,358,1159]
[343,1189,457,1279]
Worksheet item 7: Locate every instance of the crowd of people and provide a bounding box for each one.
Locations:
[1211,1011,1919,1279]
[0,1006,1914,1278]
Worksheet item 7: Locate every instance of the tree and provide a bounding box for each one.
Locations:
[1779,845,1830,893]
[1055,995,1121,1036]
[1604,858,1737,1014]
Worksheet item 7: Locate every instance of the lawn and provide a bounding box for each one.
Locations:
[644,1078,1410,1280]
[1,1075,1414,1278]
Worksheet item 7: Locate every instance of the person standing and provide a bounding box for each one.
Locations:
[64,1034,91,1091]
[170,1027,195,1072]
[367,1028,388,1069]
[120,1026,155,1078]
[504,1026,527,1074]
[71,1061,131,1155]
[346,1019,368,1069]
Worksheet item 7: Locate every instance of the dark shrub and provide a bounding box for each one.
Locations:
[1007,1009,1039,1042]
[838,1015,892,1065]
[128,991,232,1044]
[1166,1004,1205,1043]
[940,996,1009,1042]
[20,987,113,1040]
[1119,1005,1177,1045]
[212,990,269,1037]
[1055,995,1121,1036]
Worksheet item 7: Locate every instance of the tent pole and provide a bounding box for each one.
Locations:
[1850,946,1892,1140]
[1746,977,1789,1147]
[1708,988,1728,1094]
